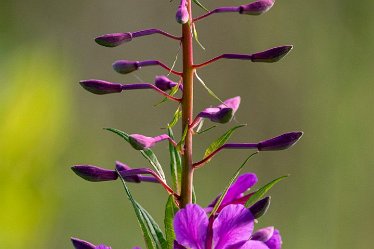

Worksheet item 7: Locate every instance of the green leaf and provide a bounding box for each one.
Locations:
[245,175,289,207]
[105,127,166,181]
[195,71,224,104]
[192,23,206,50]
[209,152,258,217]
[204,124,246,161]
[168,127,182,192]
[192,187,197,204]
[197,125,217,135]
[176,125,188,152]
[168,106,182,129]
[117,170,166,249]
[192,0,209,12]
[164,195,179,249]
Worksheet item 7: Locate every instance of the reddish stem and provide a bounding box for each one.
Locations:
[180,0,195,208]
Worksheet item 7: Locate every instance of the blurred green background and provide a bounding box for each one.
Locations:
[0,0,373,248]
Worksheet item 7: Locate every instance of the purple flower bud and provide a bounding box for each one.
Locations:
[251,45,293,63]
[71,165,118,182]
[128,134,156,150]
[154,75,179,91]
[249,196,271,219]
[176,6,189,24]
[251,226,274,242]
[257,131,303,151]
[239,0,275,15]
[198,96,241,123]
[79,79,123,95]
[95,33,133,47]
[71,238,96,249]
[115,161,141,183]
[112,60,140,74]
[128,134,176,150]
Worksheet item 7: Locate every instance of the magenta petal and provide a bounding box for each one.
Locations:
[264,229,282,249]
[174,204,208,249]
[223,173,258,206]
[239,240,270,249]
[213,204,255,249]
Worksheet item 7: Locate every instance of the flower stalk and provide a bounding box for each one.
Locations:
[180,0,194,208]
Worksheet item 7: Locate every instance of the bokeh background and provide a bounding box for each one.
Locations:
[1,0,373,248]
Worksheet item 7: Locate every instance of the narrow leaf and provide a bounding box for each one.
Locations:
[192,187,197,204]
[164,195,179,249]
[245,175,289,207]
[167,106,182,129]
[117,170,164,249]
[204,124,246,160]
[197,125,217,135]
[168,127,182,192]
[209,152,258,217]
[192,0,209,12]
[105,127,166,181]
[192,23,206,50]
[195,71,224,104]
[195,119,205,133]
[176,125,188,152]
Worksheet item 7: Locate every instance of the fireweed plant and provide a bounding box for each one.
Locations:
[71,0,303,249]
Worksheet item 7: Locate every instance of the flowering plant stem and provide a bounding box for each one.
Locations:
[180,0,194,208]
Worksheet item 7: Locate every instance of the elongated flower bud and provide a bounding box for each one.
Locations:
[154,75,179,91]
[95,33,132,47]
[239,0,275,15]
[258,131,303,151]
[79,79,123,95]
[71,165,118,182]
[249,196,271,218]
[128,134,176,150]
[198,96,241,123]
[176,0,189,24]
[71,238,96,249]
[112,60,140,74]
[251,45,293,62]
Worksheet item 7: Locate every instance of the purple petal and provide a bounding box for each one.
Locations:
[238,240,270,249]
[95,245,112,249]
[71,165,118,182]
[79,80,123,95]
[208,173,258,210]
[218,96,241,112]
[257,131,303,151]
[239,0,275,15]
[95,33,132,47]
[213,204,254,249]
[198,96,241,124]
[251,227,274,242]
[174,204,208,249]
[264,229,282,249]
[71,238,96,249]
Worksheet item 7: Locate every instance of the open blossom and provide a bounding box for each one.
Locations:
[173,204,281,249]
[172,173,281,249]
